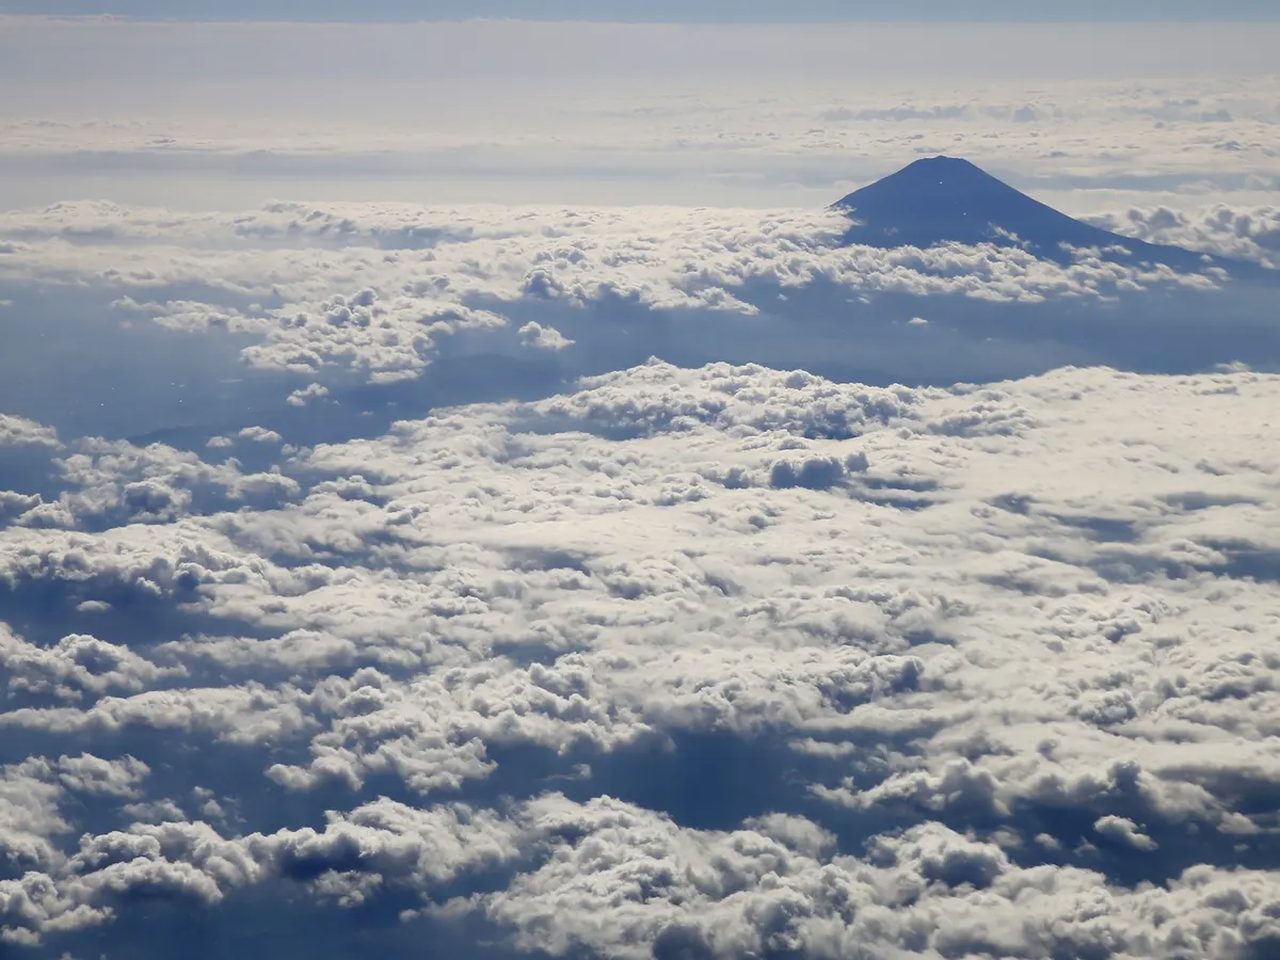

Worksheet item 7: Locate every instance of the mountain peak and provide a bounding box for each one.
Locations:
[880,156,1010,194]
[830,157,1220,271]
[902,155,983,171]
[832,156,1079,252]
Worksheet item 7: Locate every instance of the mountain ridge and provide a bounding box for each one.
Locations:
[832,156,1246,274]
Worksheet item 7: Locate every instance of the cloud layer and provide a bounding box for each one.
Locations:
[1,358,1277,955]
[2,18,1279,209]
[0,198,1240,394]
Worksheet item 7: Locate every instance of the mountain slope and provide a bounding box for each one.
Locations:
[832,156,1233,272]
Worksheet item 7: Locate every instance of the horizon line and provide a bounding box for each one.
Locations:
[6,13,1280,26]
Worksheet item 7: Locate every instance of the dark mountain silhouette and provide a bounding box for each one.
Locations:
[833,156,1250,274]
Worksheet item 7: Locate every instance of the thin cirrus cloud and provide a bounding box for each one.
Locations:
[0,17,1278,208]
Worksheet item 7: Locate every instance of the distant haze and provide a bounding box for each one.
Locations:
[7,0,1280,21]
[1,17,1277,209]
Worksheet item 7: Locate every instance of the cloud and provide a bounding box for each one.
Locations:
[0,199,1236,386]
[0,414,57,448]
[1094,814,1159,851]
[0,19,1277,211]
[236,426,281,445]
[0,360,1278,951]
[286,383,329,407]
[516,321,574,352]
[4,436,301,529]
[0,625,177,702]
[0,794,521,945]
[1088,203,1280,268]
[480,795,1279,960]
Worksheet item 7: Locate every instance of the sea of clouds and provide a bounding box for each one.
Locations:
[1,356,1278,956]
[0,197,1266,396]
[0,191,1278,958]
[1,15,1278,955]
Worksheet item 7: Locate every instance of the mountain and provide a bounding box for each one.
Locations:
[832,156,1235,273]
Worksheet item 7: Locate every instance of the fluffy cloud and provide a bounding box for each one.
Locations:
[480,795,1280,960]
[0,794,520,945]
[0,199,1233,384]
[4,435,300,529]
[286,383,330,407]
[0,414,57,448]
[1,360,1278,952]
[1088,204,1280,268]
[517,321,574,352]
[0,626,177,702]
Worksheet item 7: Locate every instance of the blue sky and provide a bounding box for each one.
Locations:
[9,0,1280,20]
